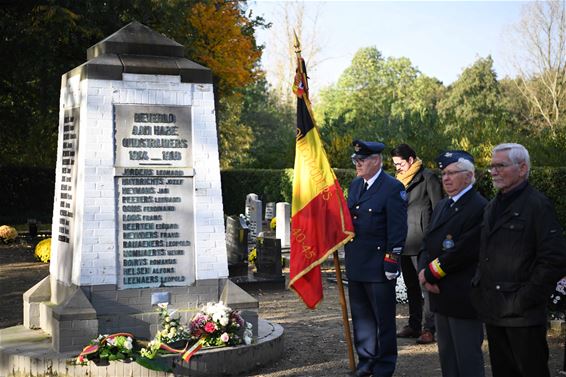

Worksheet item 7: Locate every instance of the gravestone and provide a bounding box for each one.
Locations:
[225,215,249,277]
[275,202,291,248]
[27,219,38,239]
[255,238,283,280]
[264,202,275,221]
[245,193,262,236]
[22,22,258,353]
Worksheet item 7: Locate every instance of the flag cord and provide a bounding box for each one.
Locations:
[333,251,356,372]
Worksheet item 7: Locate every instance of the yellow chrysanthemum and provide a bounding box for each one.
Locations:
[34,238,51,263]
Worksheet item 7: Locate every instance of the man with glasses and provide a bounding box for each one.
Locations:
[345,140,408,377]
[418,150,487,377]
[471,143,566,377]
[390,144,442,345]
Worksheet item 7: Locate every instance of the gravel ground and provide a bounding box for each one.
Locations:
[1,241,565,376]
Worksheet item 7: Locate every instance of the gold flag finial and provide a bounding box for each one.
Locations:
[293,30,301,54]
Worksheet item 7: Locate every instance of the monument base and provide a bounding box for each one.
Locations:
[0,319,283,377]
[23,276,259,353]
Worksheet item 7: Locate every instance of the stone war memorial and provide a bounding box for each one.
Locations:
[0,22,282,377]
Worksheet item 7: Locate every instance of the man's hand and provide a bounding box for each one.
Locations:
[424,282,440,294]
[384,253,400,280]
[418,269,427,285]
[419,269,440,293]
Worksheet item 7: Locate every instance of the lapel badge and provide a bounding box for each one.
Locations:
[442,234,454,250]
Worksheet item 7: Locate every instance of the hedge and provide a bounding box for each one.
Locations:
[1,167,566,229]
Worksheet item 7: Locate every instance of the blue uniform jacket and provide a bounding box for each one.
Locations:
[345,172,408,282]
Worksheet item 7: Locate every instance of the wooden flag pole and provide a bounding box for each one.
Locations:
[333,250,356,372]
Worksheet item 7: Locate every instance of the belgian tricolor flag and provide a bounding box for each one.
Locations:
[289,51,355,309]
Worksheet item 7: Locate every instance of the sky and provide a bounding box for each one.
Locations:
[249,0,528,95]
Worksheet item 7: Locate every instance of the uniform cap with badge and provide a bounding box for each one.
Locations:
[435,150,474,169]
[351,139,385,164]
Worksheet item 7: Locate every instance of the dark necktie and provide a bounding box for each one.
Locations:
[360,181,369,199]
[439,198,454,219]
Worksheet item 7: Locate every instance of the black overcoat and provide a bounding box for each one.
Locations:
[471,184,566,326]
[419,187,487,319]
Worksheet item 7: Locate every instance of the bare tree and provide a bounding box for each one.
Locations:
[506,0,566,136]
[262,1,326,105]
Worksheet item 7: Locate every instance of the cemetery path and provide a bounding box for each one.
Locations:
[0,243,564,376]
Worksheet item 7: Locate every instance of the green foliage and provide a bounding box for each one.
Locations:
[238,78,296,168]
[218,95,254,169]
[437,56,510,165]
[317,46,447,167]
[528,167,566,229]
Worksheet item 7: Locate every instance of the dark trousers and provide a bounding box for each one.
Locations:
[485,324,550,377]
[435,313,485,377]
[348,280,397,377]
[401,255,435,332]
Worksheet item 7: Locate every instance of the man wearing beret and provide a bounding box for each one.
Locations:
[418,150,487,377]
[345,139,408,377]
[471,143,566,377]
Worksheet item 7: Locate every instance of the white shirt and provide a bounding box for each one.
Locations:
[365,169,382,190]
[450,183,473,203]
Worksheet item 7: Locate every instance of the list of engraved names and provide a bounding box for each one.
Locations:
[115,105,194,289]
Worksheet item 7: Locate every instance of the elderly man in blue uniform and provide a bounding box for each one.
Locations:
[345,140,408,377]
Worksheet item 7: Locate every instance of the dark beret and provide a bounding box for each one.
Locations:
[352,139,385,157]
[435,150,474,169]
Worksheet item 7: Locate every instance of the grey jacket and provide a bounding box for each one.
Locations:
[403,167,443,256]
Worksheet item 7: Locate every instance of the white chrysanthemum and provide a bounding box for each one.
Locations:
[220,317,229,327]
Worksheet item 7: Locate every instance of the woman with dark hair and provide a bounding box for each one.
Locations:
[390,144,442,344]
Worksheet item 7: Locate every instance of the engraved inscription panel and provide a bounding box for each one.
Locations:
[114,104,192,168]
[56,108,80,244]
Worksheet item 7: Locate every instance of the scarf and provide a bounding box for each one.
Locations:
[396,158,423,188]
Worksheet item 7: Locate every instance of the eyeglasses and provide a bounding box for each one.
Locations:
[352,157,370,165]
[393,161,407,168]
[487,162,516,173]
[441,170,467,177]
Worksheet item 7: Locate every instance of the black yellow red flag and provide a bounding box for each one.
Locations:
[289,42,354,309]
